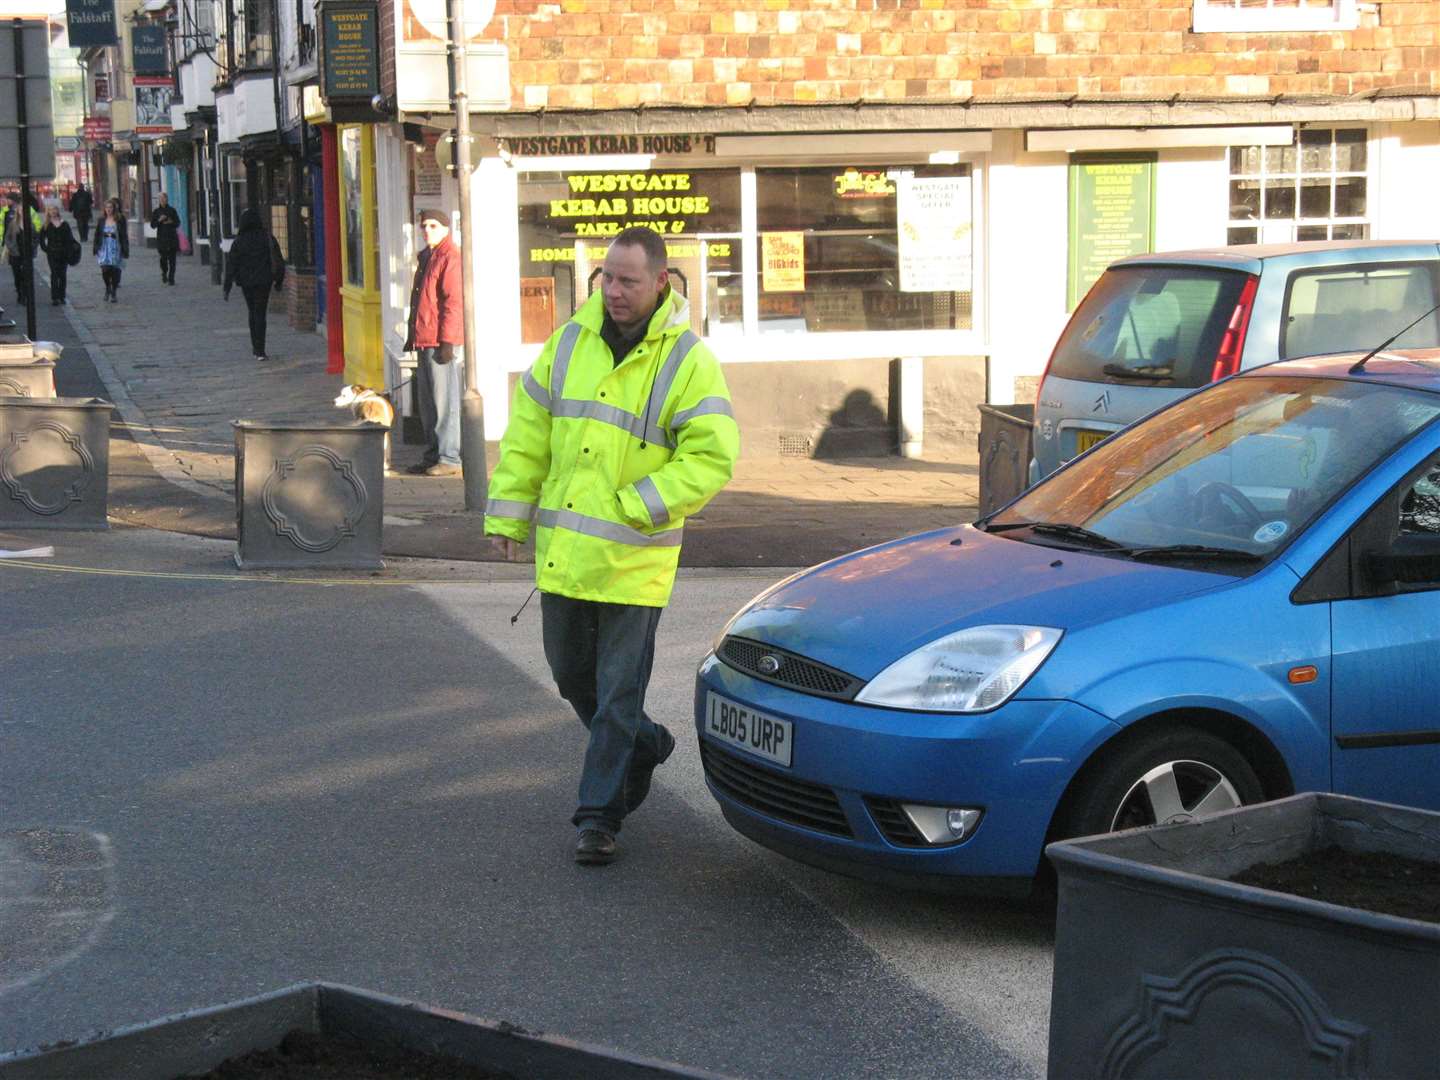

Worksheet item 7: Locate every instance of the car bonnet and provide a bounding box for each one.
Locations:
[725,526,1232,682]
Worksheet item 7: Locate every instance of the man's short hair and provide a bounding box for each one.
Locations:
[611,226,668,274]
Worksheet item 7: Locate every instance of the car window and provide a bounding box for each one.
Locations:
[992,376,1440,561]
[1047,266,1250,389]
[1282,263,1440,360]
[1400,456,1440,535]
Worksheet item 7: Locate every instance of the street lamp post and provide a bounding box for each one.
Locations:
[446,0,486,511]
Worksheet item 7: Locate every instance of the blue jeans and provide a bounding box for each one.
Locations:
[541,593,667,834]
[415,346,462,466]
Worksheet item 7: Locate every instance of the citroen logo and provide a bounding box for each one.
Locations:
[1093,390,1111,414]
[758,654,782,675]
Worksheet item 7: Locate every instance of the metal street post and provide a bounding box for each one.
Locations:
[447,0,486,510]
[12,19,37,340]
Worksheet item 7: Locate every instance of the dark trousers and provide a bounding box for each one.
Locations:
[159,250,176,282]
[241,283,270,356]
[75,217,90,242]
[9,255,28,301]
[100,265,122,296]
[541,593,668,834]
[48,260,66,303]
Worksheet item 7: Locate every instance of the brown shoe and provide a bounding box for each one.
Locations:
[574,829,617,865]
[423,462,462,477]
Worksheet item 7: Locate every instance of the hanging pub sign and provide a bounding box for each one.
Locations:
[131,23,168,76]
[319,0,380,101]
[65,0,118,48]
[134,77,173,138]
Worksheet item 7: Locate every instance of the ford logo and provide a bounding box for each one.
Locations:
[758,654,782,675]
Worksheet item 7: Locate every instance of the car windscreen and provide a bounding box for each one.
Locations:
[988,376,1440,563]
[1047,266,1250,389]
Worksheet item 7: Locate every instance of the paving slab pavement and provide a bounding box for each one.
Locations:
[40,248,982,567]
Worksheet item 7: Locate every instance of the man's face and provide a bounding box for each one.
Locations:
[601,242,666,331]
[420,218,449,249]
[158,193,167,206]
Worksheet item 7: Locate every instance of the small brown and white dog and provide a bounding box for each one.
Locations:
[334,384,396,470]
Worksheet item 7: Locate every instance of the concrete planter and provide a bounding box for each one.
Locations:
[1046,793,1440,1079]
[0,359,56,398]
[0,333,32,359]
[0,395,113,530]
[234,421,385,570]
[977,402,1034,516]
[0,981,721,1079]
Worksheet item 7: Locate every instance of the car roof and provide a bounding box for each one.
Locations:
[1109,239,1440,275]
[1241,348,1440,393]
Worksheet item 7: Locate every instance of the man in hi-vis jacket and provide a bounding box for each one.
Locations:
[485,226,740,866]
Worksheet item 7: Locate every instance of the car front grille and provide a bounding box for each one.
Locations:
[717,636,864,701]
[700,742,853,837]
[865,798,928,847]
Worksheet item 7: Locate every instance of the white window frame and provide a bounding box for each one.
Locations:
[1226,127,1371,246]
[1193,0,1358,34]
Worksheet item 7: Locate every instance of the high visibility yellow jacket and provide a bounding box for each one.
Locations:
[485,287,740,607]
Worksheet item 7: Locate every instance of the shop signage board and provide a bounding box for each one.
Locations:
[1067,154,1156,310]
[413,131,443,197]
[320,0,380,101]
[65,0,118,48]
[762,232,805,293]
[133,77,173,138]
[131,23,168,75]
[897,174,973,293]
[500,134,717,158]
[82,116,111,141]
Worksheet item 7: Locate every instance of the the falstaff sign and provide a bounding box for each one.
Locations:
[131,24,169,76]
[66,0,118,47]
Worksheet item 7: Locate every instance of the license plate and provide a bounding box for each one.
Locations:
[706,692,793,768]
[1075,429,1108,454]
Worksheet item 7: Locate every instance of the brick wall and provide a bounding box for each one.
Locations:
[286,267,319,331]
[492,0,1440,109]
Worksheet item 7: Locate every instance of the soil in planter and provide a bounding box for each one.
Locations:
[1229,845,1440,923]
[179,1029,518,1080]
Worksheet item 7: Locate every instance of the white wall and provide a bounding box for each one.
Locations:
[984,130,1070,404]
[475,156,522,434]
[1154,148,1229,251]
[1374,121,1440,240]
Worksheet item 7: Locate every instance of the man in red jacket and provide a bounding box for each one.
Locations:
[403,208,464,476]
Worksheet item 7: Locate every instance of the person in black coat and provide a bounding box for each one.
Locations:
[38,204,76,306]
[150,192,181,284]
[69,184,93,242]
[223,207,286,361]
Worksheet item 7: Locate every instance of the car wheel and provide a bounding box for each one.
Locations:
[1062,727,1264,838]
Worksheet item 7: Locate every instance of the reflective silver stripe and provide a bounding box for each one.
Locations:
[522,371,551,411]
[486,499,538,522]
[670,396,735,429]
[550,321,583,401]
[646,331,700,443]
[633,476,669,527]
[536,507,683,547]
[552,397,648,441]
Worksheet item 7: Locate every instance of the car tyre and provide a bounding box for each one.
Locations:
[1060,726,1265,839]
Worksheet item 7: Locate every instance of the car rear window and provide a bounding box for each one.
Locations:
[1047,266,1250,389]
[1282,262,1440,360]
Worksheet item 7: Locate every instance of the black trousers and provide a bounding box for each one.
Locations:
[100,265,122,295]
[159,249,176,282]
[241,283,270,356]
[9,255,29,300]
[47,259,66,303]
[75,217,90,242]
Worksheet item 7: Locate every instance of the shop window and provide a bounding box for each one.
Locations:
[1227,128,1368,246]
[1192,0,1357,33]
[223,149,246,237]
[516,168,743,342]
[755,165,973,334]
[340,127,365,287]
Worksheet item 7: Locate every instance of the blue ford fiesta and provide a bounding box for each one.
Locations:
[696,350,1440,896]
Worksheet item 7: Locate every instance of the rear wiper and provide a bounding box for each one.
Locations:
[1102,363,1173,381]
[1127,544,1262,563]
[985,521,1129,549]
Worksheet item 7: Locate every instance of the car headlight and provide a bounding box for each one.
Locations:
[855,625,1062,713]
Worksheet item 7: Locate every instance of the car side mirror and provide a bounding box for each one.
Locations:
[1364,533,1440,585]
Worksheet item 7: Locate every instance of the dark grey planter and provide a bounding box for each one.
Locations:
[0,359,56,398]
[0,396,113,530]
[234,421,385,570]
[977,402,1034,516]
[1046,793,1440,1079]
[0,981,724,1079]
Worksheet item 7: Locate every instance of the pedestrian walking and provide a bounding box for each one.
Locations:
[222,207,286,362]
[68,184,93,242]
[150,192,181,285]
[1,192,42,304]
[38,205,77,306]
[402,208,464,476]
[485,225,740,866]
[93,198,129,303]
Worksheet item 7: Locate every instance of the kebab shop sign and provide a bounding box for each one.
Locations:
[546,172,714,237]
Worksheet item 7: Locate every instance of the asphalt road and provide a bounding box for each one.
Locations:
[0,525,1053,1078]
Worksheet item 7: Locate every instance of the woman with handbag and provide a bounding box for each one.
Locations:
[38,205,77,306]
[93,198,129,303]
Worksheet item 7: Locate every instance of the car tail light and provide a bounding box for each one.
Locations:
[1210,274,1259,382]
